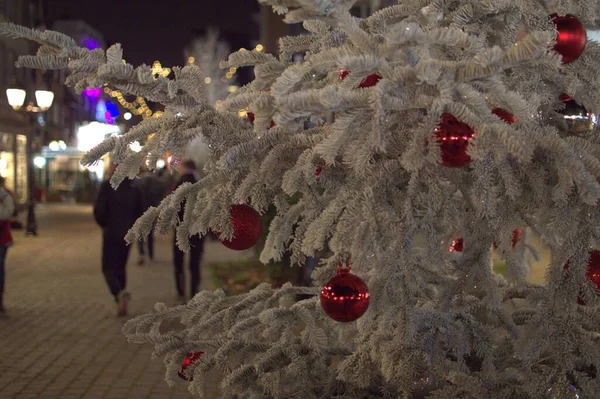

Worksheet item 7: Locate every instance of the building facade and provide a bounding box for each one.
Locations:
[0,0,45,206]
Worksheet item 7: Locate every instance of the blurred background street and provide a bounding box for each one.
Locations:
[0,204,251,398]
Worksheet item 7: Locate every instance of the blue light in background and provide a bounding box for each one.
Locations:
[81,36,101,50]
[105,100,120,118]
[95,99,108,122]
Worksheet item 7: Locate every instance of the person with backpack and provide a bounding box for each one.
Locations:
[0,176,15,315]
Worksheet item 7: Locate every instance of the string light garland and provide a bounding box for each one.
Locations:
[100,60,167,120]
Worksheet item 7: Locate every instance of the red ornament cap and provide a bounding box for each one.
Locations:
[492,108,518,124]
[434,113,475,168]
[549,13,587,64]
[218,205,263,251]
[177,351,204,380]
[339,69,350,80]
[320,265,370,322]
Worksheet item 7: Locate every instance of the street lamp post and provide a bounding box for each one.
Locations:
[6,88,54,236]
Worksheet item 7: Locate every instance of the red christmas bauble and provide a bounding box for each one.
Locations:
[585,250,600,294]
[449,239,464,252]
[315,163,324,177]
[559,93,573,102]
[435,113,475,168]
[511,229,522,247]
[219,205,262,251]
[247,112,276,128]
[177,351,204,380]
[563,250,600,304]
[320,267,370,322]
[549,14,587,64]
[492,108,518,124]
[493,229,522,249]
[339,69,382,88]
[358,74,382,88]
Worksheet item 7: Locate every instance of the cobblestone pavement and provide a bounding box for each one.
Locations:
[0,204,252,399]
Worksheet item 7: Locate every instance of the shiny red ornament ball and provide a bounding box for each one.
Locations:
[435,113,475,168]
[247,112,276,128]
[511,229,522,247]
[549,14,587,64]
[320,267,370,322]
[358,74,382,88]
[559,93,573,102]
[563,250,600,304]
[339,69,382,88]
[177,351,204,380]
[449,239,464,252]
[493,229,523,249]
[315,163,324,177]
[492,108,518,124]
[219,205,262,251]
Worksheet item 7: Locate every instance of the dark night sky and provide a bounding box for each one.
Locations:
[45,0,260,68]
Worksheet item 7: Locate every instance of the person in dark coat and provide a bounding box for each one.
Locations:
[135,166,166,265]
[172,160,205,300]
[94,163,144,317]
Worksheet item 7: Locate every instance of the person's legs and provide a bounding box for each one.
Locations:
[116,242,131,292]
[113,240,132,316]
[101,235,122,302]
[173,233,185,297]
[189,235,204,297]
[0,245,8,312]
[148,231,154,260]
[137,237,145,265]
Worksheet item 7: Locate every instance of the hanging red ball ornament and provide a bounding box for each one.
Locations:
[247,112,276,128]
[493,229,523,249]
[449,239,464,252]
[358,74,382,88]
[177,351,204,380]
[492,108,518,124]
[559,93,573,102]
[320,265,370,322]
[218,205,263,251]
[434,113,475,168]
[549,14,587,64]
[339,69,382,88]
[563,250,600,304]
[315,163,324,177]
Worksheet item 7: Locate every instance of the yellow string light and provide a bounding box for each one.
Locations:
[255,44,264,52]
[103,88,158,119]
[151,61,171,80]
[187,56,195,64]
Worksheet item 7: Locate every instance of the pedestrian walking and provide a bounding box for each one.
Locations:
[135,166,166,265]
[172,160,205,300]
[94,163,144,316]
[0,176,15,315]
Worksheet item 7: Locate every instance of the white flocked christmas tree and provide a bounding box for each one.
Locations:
[3,0,600,397]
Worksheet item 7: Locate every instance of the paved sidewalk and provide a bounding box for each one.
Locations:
[0,204,252,399]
